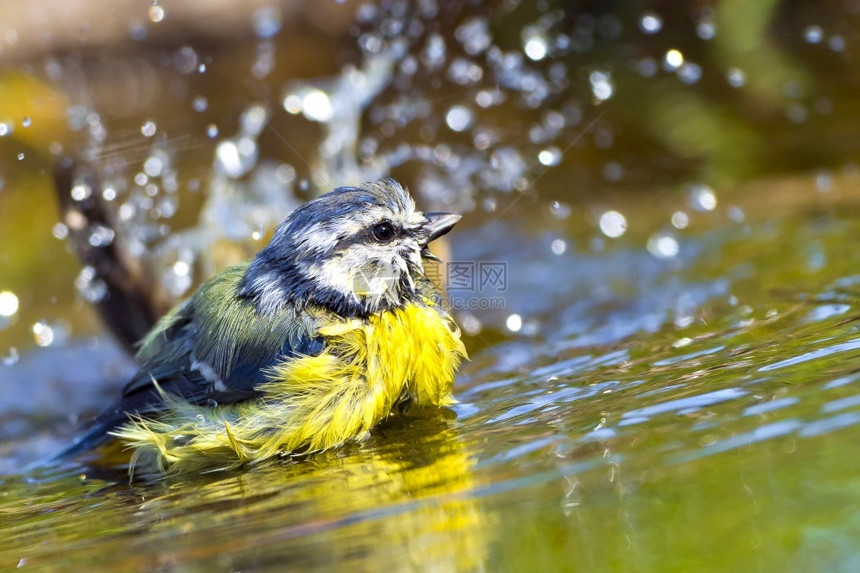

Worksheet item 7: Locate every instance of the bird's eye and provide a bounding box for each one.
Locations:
[372,222,395,242]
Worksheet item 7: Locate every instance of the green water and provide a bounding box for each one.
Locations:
[3,1,860,571]
[4,187,860,571]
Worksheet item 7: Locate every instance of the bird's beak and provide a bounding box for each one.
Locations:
[418,212,461,247]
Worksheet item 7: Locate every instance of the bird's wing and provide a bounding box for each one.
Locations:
[53,265,326,460]
[119,265,324,417]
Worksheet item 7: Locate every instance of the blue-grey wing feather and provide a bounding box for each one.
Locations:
[58,265,322,456]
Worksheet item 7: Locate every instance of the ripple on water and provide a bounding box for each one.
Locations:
[759,338,860,372]
[618,388,749,426]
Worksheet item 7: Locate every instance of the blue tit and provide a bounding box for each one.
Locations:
[54,179,467,473]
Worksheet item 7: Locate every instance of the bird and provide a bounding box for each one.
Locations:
[54,179,467,473]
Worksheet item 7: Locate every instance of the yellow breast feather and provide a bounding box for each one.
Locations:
[114,300,467,473]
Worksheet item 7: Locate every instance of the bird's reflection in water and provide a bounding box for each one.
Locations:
[111,411,490,571]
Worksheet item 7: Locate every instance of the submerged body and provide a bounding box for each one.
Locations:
[58,180,466,473]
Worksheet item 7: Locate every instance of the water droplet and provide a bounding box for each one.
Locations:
[671,211,689,229]
[647,232,680,259]
[165,267,192,296]
[240,105,268,136]
[2,347,18,366]
[696,20,716,40]
[664,49,684,70]
[0,123,11,136]
[118,203,136,221]
[301,90,333,122]
[589,71,613,101]
[475,88,503,108]
[173,261,191,277]
[141,121,157,137]
[421,34,446,69]
[359,33,383,54]
[102,186,116,201]
[52,223,69,240]
[551,239,567,255]
[283,93,302,114]
[455,17,491,56]
[17,153,24,161]
[459,313,482,335]
[523,31,548,61]
[276,163,296,183]
[0,291,19,317]
[215,137,257,178]
[206,124,219,138]
[538,147,561,166]
[174,46,198,74]
[356,4,377,23]
[21,116,31,127]
[445,105,473,132]
[803,25,823,44]
[192,96,208,113]
[544,110,565,131]
[487,147,526,192]
[726,68,745,88]
[506,314,523,332]
[32,321,55,347]
[549,201,571,220]
[253,6,282,39]
[639,12,662,34]
[158,196,177,218]
[678,62,702,84]
[599,210,627,238]
[75,266,107,302]
[70,183,92,201]
[149,5,164,22]
[447,58,484,85]
[134,172,148,186]
[144,156,164,178]
[88,224,115,247]
[687,183,717,211]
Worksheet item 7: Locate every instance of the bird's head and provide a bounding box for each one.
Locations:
[239,179,460,316]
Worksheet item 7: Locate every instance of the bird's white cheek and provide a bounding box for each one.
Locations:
[308,247,407,307]
[307,258,361,301]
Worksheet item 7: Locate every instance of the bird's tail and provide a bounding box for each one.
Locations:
[23,417,118,474]
[48,420,117,462]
